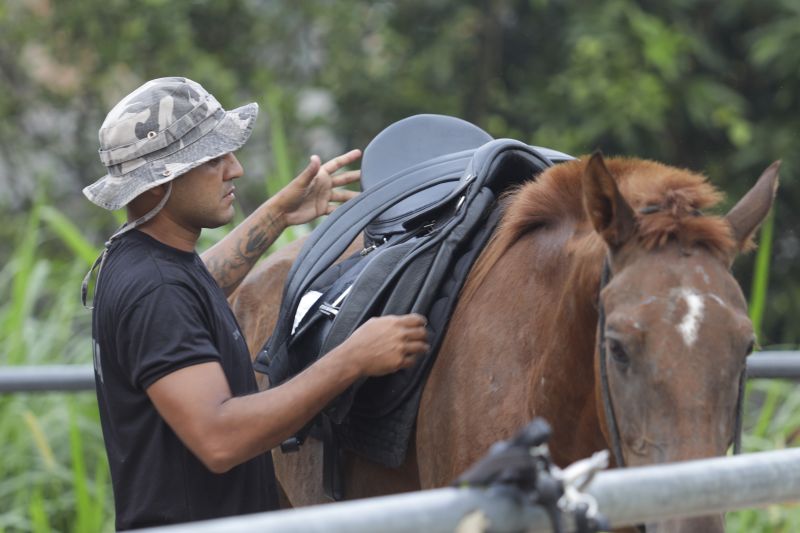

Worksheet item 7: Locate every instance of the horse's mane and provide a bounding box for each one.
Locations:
[462,156,739,302]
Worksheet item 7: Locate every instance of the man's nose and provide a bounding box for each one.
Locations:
[223,153,244,180]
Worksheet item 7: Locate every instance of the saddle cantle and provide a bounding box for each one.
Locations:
[254,114,573,499]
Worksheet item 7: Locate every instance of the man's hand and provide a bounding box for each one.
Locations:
[275,149,362,227]
[332,314,430,377]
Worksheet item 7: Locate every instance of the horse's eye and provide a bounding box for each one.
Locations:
[607,338,630,369]
[744,338,756,357]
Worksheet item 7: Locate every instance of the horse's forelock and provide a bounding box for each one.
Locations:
[461,157,739,301]
[509,157,738,254]
[617,161,739,259]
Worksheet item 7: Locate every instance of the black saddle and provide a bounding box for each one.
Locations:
[361,114,572,243]
[254,114,573,499]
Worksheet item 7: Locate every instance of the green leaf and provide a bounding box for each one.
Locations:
[69,400,91,533]
[28,487,51,533]
[39,206,101,266]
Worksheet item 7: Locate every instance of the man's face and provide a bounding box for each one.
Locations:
[167,152,243,230]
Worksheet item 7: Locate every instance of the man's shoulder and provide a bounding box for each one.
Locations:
[99,232,199,305]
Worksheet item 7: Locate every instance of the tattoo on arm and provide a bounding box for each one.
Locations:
[204,212,282,295]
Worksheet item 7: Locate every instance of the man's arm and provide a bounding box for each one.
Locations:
[146,314,428,474]
[202,150,361,295]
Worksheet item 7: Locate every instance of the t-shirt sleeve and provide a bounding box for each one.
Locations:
[117,283,221,389]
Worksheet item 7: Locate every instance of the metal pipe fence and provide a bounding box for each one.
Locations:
[131,447,800,533]
[3,353,799,531]
[0,364,95,392]
[746,350,800,379]
[2,351,799,393]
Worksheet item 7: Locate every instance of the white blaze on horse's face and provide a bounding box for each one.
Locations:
[677,288,705,348]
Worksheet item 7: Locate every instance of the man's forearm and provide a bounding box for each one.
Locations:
[202,200,287,296]
[213,346,360,471]
[145,350,359,475]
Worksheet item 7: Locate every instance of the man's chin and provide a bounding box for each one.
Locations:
[205,213,235,229]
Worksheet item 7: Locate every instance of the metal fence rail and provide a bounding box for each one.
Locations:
[0,364,95,392]
[1,351,799,393]
[746,351,800,379]
[131,447,800,533]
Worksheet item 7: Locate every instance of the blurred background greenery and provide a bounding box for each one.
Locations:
[0,0,798,531]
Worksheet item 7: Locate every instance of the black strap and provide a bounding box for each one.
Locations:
[322,416,344,501]
[597,258,626,470]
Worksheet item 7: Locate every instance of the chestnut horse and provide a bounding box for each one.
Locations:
[231,154,779,532]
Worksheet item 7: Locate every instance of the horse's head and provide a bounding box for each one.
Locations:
[582,153,779,530]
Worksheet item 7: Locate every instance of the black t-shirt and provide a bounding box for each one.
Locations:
[91,230,278,530]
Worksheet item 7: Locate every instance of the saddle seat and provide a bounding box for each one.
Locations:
[360,114,493,244]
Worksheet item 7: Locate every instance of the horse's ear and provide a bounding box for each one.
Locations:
[582,151,636,249]
[725,160,780,250]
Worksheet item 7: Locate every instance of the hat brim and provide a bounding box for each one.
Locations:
[83,102,258,210]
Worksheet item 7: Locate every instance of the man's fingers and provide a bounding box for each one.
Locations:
[297,155,321,185]
[323,149,362,174]
[405,341,430,356]
[398,313,428,327]
[404,330,429,345]
[331,170,361,187]
[330,189,359,203]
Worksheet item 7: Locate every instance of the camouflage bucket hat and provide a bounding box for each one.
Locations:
[83,76,258,210]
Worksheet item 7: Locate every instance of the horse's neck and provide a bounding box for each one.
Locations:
[536,228,605,360]
[524,228,608,464]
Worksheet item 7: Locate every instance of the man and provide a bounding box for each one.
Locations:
[83,77,429,530]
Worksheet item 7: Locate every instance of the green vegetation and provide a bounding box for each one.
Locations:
[1,0,798,531]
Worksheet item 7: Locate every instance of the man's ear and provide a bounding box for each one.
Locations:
[147,183,170,198]
[128,184,170,216]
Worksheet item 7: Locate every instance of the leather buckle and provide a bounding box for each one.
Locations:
[318,286,352,317]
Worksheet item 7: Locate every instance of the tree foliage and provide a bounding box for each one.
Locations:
[6,0,794,344]
[1,0,798,330]
[1,1,799,530]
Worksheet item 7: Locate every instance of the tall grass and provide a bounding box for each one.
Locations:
[0,194,113,531]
